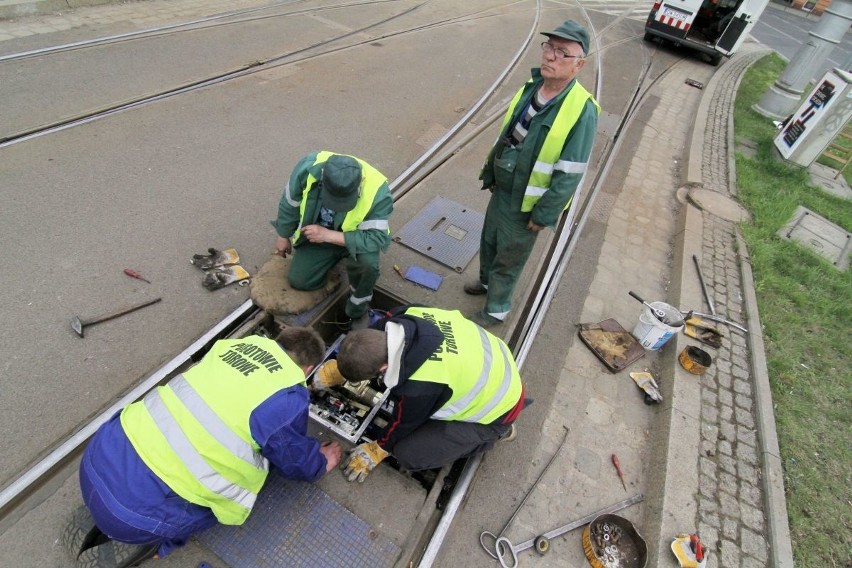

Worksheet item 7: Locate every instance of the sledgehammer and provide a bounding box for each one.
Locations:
[71,297,162,338]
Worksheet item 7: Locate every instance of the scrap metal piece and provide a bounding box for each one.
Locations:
[578,319,645,372]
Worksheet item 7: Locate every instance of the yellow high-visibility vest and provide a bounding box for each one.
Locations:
[293,151,389,241]
[500,82,600,212]
[121,336,305,525]
[403,307,522,424]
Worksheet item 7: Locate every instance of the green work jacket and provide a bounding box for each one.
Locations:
[275,151,393,260]
[480,69,600,228]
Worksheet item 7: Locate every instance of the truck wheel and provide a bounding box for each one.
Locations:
[708,53,723,66]
[643,31,654,42]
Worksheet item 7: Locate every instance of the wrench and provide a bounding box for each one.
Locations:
[493,493,645,568]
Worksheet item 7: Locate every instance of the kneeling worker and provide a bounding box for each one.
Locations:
[330,306,526,482]
[273,151,393,329]
[78,327,342,564]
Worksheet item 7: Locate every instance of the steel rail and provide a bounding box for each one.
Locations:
[0,0,407,63]
[0,299,255,523]
[1,2,514,148]
[417,1,682,564]
[0,0,303,63]
[416,0,546,563]
[0,2,428,148]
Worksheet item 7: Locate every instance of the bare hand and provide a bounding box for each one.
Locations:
[275,236,292,257]
[320,441,343,472]
[301,224,329,244]
[527,220,545,232]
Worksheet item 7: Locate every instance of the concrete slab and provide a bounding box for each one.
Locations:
[777,205,852,270]
[808,162,852,200]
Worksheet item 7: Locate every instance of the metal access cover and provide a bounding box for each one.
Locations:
[199,472,400,567]
[393,196,484,272]
[777,205,851,271]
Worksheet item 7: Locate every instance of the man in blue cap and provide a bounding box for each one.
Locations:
[274,151,393,329]
[465,20,600,327]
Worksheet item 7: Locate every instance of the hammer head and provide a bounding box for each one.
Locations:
[71,316,84,338]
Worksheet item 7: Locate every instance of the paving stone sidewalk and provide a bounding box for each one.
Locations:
[684,42,794,568]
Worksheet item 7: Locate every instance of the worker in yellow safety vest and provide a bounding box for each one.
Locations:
[76,328,342,565]
[273,151,394,330]
[317,306,527,482]
[464,20,600,327]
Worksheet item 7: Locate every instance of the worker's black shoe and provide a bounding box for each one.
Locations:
[463,280,488,295]
[498,424,517,442]
[468,310,502,328]
[348,313,370,330]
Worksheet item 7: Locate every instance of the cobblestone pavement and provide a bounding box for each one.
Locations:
[687,43,793,568]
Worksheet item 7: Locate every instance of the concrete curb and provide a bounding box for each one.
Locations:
[680,47,795,567]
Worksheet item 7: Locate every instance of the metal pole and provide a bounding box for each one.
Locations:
[754,0,852,119]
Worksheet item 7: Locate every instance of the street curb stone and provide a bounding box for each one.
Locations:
[680,41,794,568]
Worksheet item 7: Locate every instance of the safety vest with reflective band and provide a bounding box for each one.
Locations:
[120,336,306,525]
[500,81,600,212]
[403,307,522,424]
[293,151,389,242]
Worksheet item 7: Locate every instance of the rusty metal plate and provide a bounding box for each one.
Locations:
[578,319,645,373]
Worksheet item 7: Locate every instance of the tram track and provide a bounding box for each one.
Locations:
[0,1,527,147]
[0,0,689,563]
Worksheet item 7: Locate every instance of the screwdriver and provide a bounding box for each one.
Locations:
[124,268,151,284]
[611,453,627,491]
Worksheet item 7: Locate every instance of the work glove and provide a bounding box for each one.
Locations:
[191,247,240,270]
[312,360,346,390]
[342,441,389,483]
[629,371,663,404]
[683,316,723,349]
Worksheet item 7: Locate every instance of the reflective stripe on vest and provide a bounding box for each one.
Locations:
[500,81,600,213]
[403,307,522,424]
[120,336,306,525]
[293,151,389,241]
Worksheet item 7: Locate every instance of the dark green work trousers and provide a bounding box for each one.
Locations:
[479,188,539,319]
[288,242,379,318]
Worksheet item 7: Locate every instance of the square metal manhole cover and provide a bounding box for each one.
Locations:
[777,205,851,271]
[393,196,484,272]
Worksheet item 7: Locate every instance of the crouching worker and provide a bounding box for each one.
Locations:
[273,151,393,330]
[77,328,343,565]
[333,306,527,482]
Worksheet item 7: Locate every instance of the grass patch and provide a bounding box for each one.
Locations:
[734,53,852,567]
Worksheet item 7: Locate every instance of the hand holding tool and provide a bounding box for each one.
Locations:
[628,291,666,321]
[71,298,162,338]
[611,454,627,491]
[312,360,346,390]
[342,441,388,482]
[123,268,151,284]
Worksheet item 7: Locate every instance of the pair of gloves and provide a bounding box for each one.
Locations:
[312,361,389,482]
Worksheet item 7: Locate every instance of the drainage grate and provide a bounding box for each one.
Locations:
[199,471,400,567]
[393,196,484,272]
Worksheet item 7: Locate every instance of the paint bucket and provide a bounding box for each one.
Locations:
[631,301,684,350]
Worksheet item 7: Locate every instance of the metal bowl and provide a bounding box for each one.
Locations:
[582,513,648,568]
